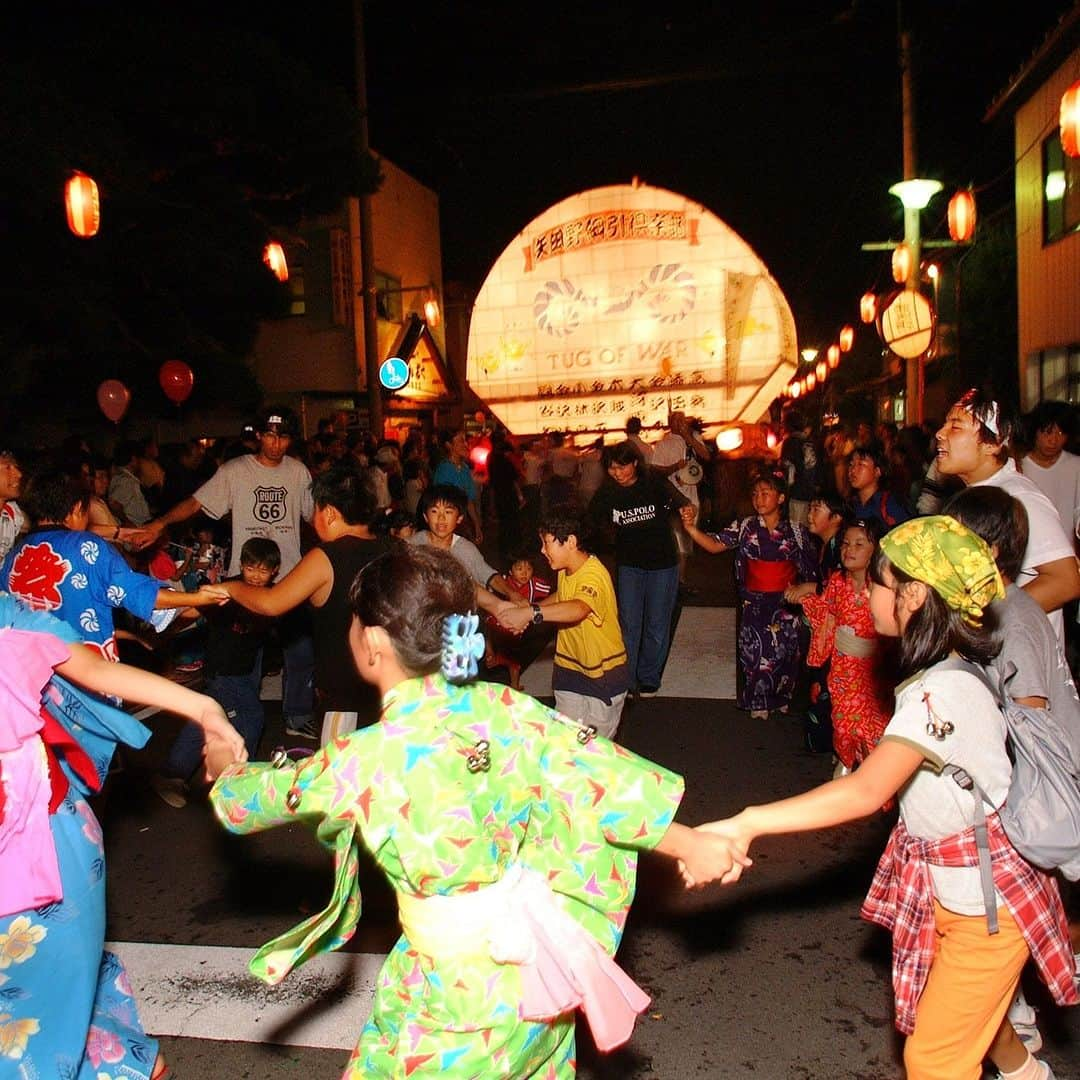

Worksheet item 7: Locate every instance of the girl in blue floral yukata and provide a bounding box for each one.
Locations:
[208,544,746,1078]
[0,592,245,1079]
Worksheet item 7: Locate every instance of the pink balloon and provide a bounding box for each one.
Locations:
[159,360,194,404]
[96,379,130,423]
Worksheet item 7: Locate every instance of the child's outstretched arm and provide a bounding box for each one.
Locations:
[56,643,247,777]
[653,820,753,889]
[680,504,731,554]
[696,740,924,859]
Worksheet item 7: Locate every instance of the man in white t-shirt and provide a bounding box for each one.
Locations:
[935,388,1080,646]
[1021,399,1080,544]
[135,406,318,736]
[0,448,27,563]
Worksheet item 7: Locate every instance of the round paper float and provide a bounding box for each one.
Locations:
[878,290,935,360]
[466,182,799,435]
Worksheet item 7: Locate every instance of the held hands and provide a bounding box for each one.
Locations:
[783,582,816,605]
[679,504,698,530]
[677,825,753,889]
[198,583,232,604]
[689,815,755,886]
[495,601,534,635]
[128,521,165,551]
[196,698,247,780]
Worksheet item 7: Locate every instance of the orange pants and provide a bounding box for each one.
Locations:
[904,900,1031,1080]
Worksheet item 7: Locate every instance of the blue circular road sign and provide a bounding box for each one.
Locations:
[379,356,410,391]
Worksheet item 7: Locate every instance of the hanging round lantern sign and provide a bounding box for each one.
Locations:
[1061,80,1080,159]
[947,189,977,243]
[859,292,877,324]
[96,379,130,423]
[827,344,841,369]
[891,243,913,284]
[159,360,194,404]
[65,171,100,238]
[263,242,289,282]
[839,325,854,352]
[877,289,935,360]
[815,360,827,382]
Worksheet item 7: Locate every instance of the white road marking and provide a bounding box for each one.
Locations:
[108,941,381,1050]
[521,605,736,700]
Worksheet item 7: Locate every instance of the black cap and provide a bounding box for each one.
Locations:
[255,406,299,437]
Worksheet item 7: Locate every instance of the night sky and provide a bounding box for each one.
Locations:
[7,1,1074,353]
[355,1,1072,348]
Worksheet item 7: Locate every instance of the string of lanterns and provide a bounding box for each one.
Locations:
[784,179,982,403]
[63,169,291,282]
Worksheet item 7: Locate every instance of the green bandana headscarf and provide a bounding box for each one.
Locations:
[879,515,1004,626]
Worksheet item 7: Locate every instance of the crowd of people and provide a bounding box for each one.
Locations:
[0,388,1078,1078]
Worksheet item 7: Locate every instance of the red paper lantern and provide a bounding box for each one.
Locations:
[827,344,841,369]
[159,360,194,405]
[1061,80,1080,158]
[859,292,877,324]
[790,380,801,399]
[892,243,913,284]
[65,171,100,238]
[805,371,817,392]
[263,242,288,282]
[815,360,827,382]
[839,325,854,352]
[947,189,977,243]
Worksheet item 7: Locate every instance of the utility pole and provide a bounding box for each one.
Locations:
[898,27,923,425]
[353,0,382,436]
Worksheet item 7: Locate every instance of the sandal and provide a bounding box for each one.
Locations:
[151,1056,171,1080]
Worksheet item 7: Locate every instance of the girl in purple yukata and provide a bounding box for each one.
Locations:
[681,468,818,718]
[207,545,747,1078]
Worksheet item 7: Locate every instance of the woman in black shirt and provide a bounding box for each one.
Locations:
[586,441,689,695]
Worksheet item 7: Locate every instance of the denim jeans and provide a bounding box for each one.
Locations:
[164,660,264,780]
[616,563,680,690]
[279,607,315,726]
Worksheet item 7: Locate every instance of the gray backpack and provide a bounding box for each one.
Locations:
[940,657,1080,930]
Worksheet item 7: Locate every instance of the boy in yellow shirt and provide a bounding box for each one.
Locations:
[501,505,630,738]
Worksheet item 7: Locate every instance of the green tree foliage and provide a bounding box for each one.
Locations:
[0,7,379,431]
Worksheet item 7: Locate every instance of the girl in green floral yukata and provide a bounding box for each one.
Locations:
[208,544,746,1079]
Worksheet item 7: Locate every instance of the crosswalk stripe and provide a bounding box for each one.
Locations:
[107,941,380,1050]
[521,605,736,700]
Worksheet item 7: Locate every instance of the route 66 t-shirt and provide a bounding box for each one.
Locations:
[195,454,314,576]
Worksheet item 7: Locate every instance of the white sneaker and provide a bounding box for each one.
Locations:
[994,1065,1057,1080]
[1008,989,1042,1055]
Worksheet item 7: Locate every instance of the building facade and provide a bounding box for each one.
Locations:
[251,155,457,438]
[987,4,1080,408]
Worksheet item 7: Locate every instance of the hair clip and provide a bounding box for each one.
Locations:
[441,612,486,682]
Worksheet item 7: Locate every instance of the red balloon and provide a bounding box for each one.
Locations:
[96,379,130,423]
[159,360,194,404]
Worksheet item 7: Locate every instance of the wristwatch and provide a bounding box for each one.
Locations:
[530,603,544,625]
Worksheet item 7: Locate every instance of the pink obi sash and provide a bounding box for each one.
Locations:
[745,559,796,593]
[396,863,650,1051]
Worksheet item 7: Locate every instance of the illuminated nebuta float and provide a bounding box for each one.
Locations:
[466,181,799,435]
